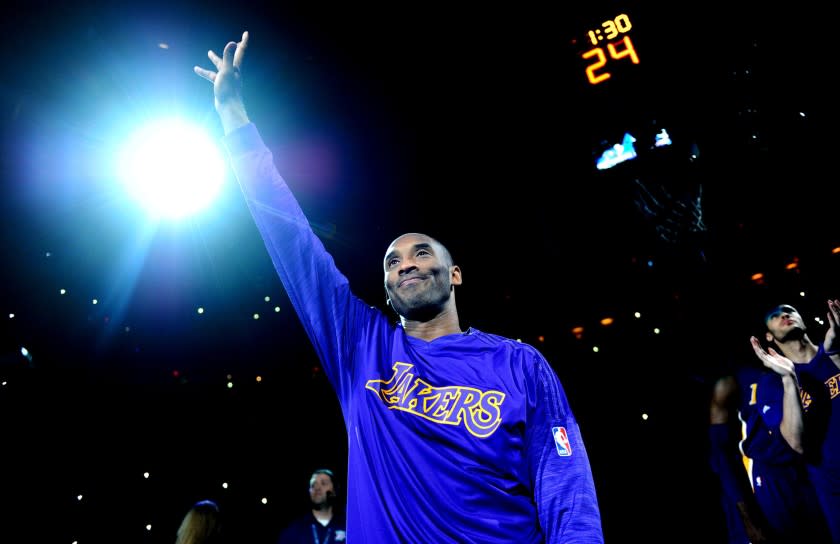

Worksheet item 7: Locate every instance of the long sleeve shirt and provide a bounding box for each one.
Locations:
[225,123,604,543]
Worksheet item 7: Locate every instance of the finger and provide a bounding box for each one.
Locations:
[193,66,217,82]
[207,49,222,70]
[234,31,249,68]
[222,41,237,69]
[750,337,764,356]
[827,301,839,326]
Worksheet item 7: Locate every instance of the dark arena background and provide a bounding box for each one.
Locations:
[0,1,834,542]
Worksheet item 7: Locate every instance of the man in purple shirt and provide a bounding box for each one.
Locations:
[752,302,840,543]
[195,31,603,543]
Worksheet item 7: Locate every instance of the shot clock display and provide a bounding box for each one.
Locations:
[580,13,640,85]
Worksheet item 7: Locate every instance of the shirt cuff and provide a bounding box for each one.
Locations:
[222,122,263,158]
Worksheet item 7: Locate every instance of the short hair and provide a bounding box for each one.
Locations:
[310,468,336,487]
[764,304,798,325]
[386,233,454,267]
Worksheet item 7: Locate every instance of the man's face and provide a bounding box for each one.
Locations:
[765,304,805,343]
[309,472,334,506]
[383,233,460,320]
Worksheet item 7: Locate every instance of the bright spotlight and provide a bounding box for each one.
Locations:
[118,118,225,219]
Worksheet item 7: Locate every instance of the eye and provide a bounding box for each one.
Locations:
[387,257,400,268]
[417,249,431,257]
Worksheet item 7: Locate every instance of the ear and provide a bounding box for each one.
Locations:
[450,265,462,286]
[765,331,773,344]
[386,298,391,306]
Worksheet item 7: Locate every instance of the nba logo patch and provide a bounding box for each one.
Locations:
[552,426,572,457]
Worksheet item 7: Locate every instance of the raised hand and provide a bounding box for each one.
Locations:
[194,31,250,134]
[823,299,840,354]
[750,336,795,377]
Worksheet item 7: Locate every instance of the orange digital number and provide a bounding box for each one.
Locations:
[582,47,609,84]
[582,35,640,85]
[608,36,640,64]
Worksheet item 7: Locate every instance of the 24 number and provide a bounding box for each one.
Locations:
[582,35,640,85]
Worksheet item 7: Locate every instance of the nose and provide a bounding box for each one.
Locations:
[398,260,417,275]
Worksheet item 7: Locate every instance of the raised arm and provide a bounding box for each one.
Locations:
[823,298,840,372]
[194,31,251,135]
[750,336,804,454]
[193,32,376,394]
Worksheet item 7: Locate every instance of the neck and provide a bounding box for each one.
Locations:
[401,307,462,341]
[312,506,332,522]
[778,334,818,364]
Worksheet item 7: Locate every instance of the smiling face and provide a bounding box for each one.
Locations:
[383,233,461,322]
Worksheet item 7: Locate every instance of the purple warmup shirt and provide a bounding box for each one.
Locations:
[225,123,604,543]
[736,367,829,541]
[796,346,840,543]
